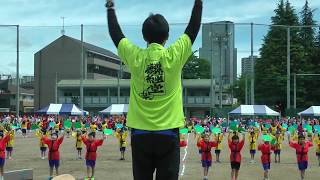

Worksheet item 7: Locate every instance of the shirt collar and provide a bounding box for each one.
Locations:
[147,43,165,50]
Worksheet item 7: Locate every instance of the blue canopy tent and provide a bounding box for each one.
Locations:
[36,104,88,115]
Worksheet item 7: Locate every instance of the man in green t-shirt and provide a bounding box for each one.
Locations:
[106,0,202,179]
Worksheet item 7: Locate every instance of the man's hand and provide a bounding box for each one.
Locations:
[106,0,115,8]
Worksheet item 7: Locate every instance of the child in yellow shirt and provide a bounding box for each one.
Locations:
[5,128,14,159]
[72,130,83,159]
[213,133,223,163]
[115,128,128,160]
[21,121,27,137]
[90,122,97,135]
[271,131,283,163]
[313,134,320,166]
[248,131,258,163]
[36,129,48,159]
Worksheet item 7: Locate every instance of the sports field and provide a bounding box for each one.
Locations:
[6,132,319,180]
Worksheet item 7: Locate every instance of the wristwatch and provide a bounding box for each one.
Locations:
[105,0,115,9]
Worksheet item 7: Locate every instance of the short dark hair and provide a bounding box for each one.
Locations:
[298,134,305,140]
[232,135,239,140]
[142,14,169,44]
[88,132,96,138]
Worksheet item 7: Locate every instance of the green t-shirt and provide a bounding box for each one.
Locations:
[118,34,192,130]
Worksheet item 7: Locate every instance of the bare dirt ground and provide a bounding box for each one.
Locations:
[5,131,319,180]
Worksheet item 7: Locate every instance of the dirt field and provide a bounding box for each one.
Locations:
[5,131,319,180]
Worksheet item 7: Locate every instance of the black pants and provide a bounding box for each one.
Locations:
[131,130,180,180]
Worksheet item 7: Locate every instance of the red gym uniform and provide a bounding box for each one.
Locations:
[42,136,64,160]
[82,137,104,161]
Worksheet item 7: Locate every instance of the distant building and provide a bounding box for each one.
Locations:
[241,56,258,75]
[199,21,237,106]
[8,76,35,90]
[34,35,128,110]
[0,80,34,113]
[199,21,237,85]
[57,79,233,116]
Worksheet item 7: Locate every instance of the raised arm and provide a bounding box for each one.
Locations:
[106,0,125,47]
[184,0,203,44]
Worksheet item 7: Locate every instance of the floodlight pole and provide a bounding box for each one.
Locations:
[80,24,84,110]
[287,27,291,109]
[250,22,255,105]
[16,25,20,118]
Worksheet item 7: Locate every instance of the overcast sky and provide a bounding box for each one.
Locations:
[0,0,320,76]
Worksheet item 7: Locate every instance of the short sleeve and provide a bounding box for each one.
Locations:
[289,141,297,149]
[81,136,88,145]
[167,34,192,67]
[95,140,104,147]
[117,38,141,69]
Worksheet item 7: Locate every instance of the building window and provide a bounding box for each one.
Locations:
[64,92,72,96]
[87,64,130,79]
[87,52,121,65]
[89,92,98,96]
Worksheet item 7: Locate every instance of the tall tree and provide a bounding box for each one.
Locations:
[183,54,210,79]
[298,0,318,107]
[255,0,303,108]
[299,0,316,55]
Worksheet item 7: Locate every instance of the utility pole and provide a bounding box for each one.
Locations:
[16,25,19,118]
[80,24,84,109]
[287,27,291,109]
[250,22,255,105]
[219,37,223,108]
[209,25,215,116]
[61,17,66,35]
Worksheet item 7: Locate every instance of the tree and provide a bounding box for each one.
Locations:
[299,0,316,56]
[298,0,318,107]
[255,0,303,108]
[233,75,246,104]
[183,54,210,79]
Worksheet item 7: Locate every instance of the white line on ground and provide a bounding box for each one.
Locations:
[180,133,190,177]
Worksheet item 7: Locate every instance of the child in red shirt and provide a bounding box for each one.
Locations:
[42,131,65,180]
[197,133,218,180]
[0,130,11,180]
[82,131,106,180]
[289,134,313,180]
[228,132,245,180]
[258,138,272,180]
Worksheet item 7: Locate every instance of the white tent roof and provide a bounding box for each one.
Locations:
[36,104,88,115]
[99,104,129,115]
[229,105,280,116]
[298,106,320,116]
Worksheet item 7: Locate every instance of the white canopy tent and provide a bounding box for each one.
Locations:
[298,106,320,116]
[99,104,129,115]
[229,105,280,116]
[35,104,88,115]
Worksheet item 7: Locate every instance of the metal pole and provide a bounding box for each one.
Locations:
[245,74,248,105]
[293,73,296,109]
[16,25,19,117]
[219,36,223,108]
[287,27,291,109]
[80,24,84,109]
[210,24,215,116]
[117,66,120,104]
[250,22,255,105]
[55,72,58,103]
